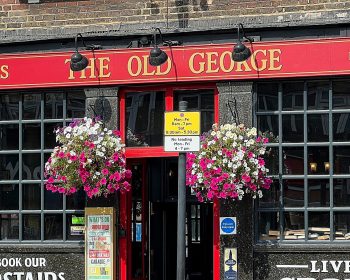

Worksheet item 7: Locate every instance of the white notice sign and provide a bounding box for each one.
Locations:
[164,136,200,152]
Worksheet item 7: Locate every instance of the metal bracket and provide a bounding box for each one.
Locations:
[226,97,240,124]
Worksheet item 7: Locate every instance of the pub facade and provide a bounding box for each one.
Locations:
[1,23,350,280]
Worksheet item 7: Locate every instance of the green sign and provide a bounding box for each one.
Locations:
[72,216,85,225]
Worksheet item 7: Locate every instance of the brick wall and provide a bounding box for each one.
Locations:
[1,0,350,42]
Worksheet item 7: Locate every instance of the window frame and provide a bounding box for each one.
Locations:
[254,79,350,244]
[119,84,219,159]
[0,89,86,244]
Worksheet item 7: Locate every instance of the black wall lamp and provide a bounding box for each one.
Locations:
[149,28,182,66]
[70,33,102,72]
[232,23,253,62]
[149,28,168,67]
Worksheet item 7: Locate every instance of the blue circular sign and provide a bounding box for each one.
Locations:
[221,218,236,234]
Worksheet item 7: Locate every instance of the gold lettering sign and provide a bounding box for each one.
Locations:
[188,49,283,74]
[0,65,9,79]
[127,55,172,77]
[65,57,111,80]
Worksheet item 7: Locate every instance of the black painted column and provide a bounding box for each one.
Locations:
[217,81,254,280]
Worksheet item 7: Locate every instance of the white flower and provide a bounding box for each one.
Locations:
[66,133,71,139]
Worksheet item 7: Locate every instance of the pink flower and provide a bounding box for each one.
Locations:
[100,178,107,185]
[242,174,251,183]
[207,191,214,199]
[258,158,265,166]
[125,170,132,179]
[102,169,109,175]
[58,187,66,194]
[58,152,65,158]
[47,177,55,184]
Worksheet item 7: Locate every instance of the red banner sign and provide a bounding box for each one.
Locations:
[1,37,350,90]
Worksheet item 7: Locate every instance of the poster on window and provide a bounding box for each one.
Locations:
[85,207,116,280]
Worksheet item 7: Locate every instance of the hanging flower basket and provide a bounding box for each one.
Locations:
[45,117,131,198]
[186,123,272,202]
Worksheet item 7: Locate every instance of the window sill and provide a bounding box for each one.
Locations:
[254,242,350,253]
[0,242,84,253]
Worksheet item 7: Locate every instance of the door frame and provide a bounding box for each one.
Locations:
[118,83,220,280]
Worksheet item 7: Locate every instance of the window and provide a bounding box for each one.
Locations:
[0,89,86,242]
[256,80,350,242]
[122,86,217,156]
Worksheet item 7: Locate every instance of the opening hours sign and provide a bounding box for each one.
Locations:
[85,207,116,280]
[164,111,201,152]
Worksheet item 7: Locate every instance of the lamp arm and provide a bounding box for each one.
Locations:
[238,23,253,43]
[152,29,158,47]
[75,33,87,51]
[155,27,163,44]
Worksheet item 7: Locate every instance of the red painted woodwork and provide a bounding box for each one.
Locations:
[119,84,219,280]
[2,37,350,90]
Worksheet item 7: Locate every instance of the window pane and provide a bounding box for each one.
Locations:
[0,154,19,180]
[334,147,350,174]
[284,212,304,240]
[257,115,278,137]
[283,180,304,207]
[23,93,41,120]
[282,115,304,142]
[22,154,41,180]
[333,113,350,142]
[66,214,84,240]
[44,189,63,210]
[201,93,214,109]
[308,212,329,240]
[44,214,63,240]
[23,123,41,150]
[200,111,214,134]
[258,212,279,241]
[23,214,40,240]
[334,212,350,240]
[174,89,215,134]
[44,122,62,149]
[0,185,19,210]
[0,93,19,120]
[283,147,304,175]
[45,92,63,119]
[0,124,19,150]
[67,91,86,118]
[308,179,329,207]
[282,82,304,111]
[257,180,280,208]
[126,91,164,147]
[23,184,41,210]
[0,214,19,240]
[307,81,329,110]
[66,189,86,210]
[333,80,350,109]
[308,147,329,175]
[308,114,329,142]
[265,147,279,175]
[257,83,278,112]
[334,179,350,207]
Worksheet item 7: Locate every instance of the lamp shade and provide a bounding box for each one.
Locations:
[232,42,251,62]
[70,51,89,71]
[149,46,168,66]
